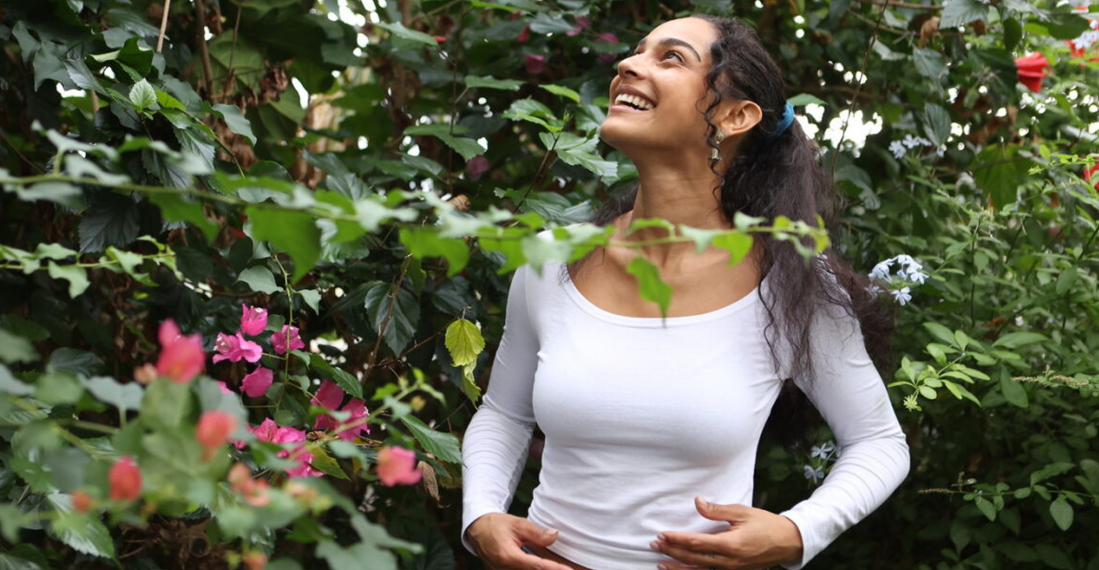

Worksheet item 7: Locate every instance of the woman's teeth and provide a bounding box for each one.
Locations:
[614,93,654,110]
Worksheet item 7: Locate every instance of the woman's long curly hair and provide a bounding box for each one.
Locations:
[564,15,894,447]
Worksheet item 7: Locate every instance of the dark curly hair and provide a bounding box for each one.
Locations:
[563,15,894,447]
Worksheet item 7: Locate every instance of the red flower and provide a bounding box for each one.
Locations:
[240,304,268,336]
[241,367,273,398]
[243,552,268,570]
[156,319,205,383]
[524,54,546,75]
[1014,52,1050,93]
[108,456,142,501]
[1085,162,1099,192]
[376,446,422,486]
[71,490,94,513]
[517,25,530,43]
[196,411,238,460]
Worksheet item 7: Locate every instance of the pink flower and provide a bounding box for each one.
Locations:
[109,456,142,501]
[196,411,237,460]
[155,319,205,383]
[566,16,590,37]
[249,417,279,442]
[311,381,371,440]
[245,419,322,477]
[516,25,530,43]
[311,380,344,411]
[216,381,234,395]
[241,367,274,398]
[1015,52,1049,93]
[240,304,268,336]
[524,54,546,75]
[377,446,422,486]
[213,332,262,364]
[334,398,371,441]
[271,325,305,355]
[466,156,490,180]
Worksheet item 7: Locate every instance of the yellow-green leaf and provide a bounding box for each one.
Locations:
[445,319,485,368]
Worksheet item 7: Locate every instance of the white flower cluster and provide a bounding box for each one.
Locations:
[803,441,841,484]
[888,134,932,159]
[868,254,928,306]
[1073,30,1099,51]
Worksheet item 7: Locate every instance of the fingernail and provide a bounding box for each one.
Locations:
[697,497,709,507]
[657,564,669,570]
[656,533,666,541]
[650,540,660,550]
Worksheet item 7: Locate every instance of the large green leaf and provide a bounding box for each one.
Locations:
[940,0,989,29]
[625,257,672,320]
[400,415,462,464]
[364,282,421,355]
[246,207,322,283]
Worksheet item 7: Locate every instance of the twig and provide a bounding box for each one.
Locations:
[852,0,943,9]
[830,0,888,176]
[194,0,215,95]
[156,0,172,52]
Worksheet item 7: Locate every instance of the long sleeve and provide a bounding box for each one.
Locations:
[779,298,911,569]
[460,265,541,554]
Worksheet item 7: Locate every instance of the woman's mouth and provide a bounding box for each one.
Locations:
[612,93,656,111]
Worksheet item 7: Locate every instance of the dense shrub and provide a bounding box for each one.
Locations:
[0,0,1097,568]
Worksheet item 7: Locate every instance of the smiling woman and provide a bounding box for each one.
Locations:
[461,14,909,570]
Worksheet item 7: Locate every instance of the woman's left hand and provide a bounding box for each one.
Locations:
[650,497,803,570]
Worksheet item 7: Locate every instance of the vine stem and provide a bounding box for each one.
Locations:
[156,0,172,52]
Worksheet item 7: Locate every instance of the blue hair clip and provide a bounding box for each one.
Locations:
[770,102,795,141]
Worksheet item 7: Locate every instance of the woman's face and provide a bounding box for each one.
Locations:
[599,17,719,154]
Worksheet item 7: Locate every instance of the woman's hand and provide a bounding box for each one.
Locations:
[466,513,574,570]
[650,497,804,570]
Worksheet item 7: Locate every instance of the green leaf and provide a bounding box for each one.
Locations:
[992,332,1047,349]
[83,376,144,413]
[920,103,951,148]
[46,261,90,298]
[403,124,485,161]
[541,84,580,103]
[625,257,672,320]
[399,228,471,277]
[460,361,481,405]
[940,0,988,29]
[0,363,34,396]
[364,282,421,355]
[1049,498,1073,531]
[145,192,219,243]
[973,145,1033,209]
[400,415,462,464]
[141,378,192,431]
[711,231,754,267]
[47,348,105,376]
[923,322,956,346]
[299,289,321,314]
[5,182,84,210]
[129,79,158,111]
[1055,266,1077,295]
[78,192,140,253]
[212,103,257,145]
[465,75,524,91]
[0,328,39,364]
[246,208,322,283]
[46,494,116,559]
[375,21,439,47]
[787,93,826,107]
[309,445,349,479]
[445,319,484,368]
[502,99,560,131]
[237,265,281,294]
[974,496,997,521]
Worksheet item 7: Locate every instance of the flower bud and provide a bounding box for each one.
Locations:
[108,456,142,502]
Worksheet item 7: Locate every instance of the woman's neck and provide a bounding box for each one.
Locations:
[623,161,731,270]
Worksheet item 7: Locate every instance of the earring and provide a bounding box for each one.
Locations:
[710,131,725,161]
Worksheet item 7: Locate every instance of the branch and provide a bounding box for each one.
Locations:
[156,0,172,52]
[852,0,943,9]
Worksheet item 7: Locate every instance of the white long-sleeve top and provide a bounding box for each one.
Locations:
[461,252,910,570]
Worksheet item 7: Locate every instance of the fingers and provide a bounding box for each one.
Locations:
[694,497,753,522]
[516,519,560,546]
[651,534,733,569]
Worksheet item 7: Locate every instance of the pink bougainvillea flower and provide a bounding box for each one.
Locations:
[241,367,274,398]
[213,332,262,364]
[271,325,305,355]
[1014,52,1050,93]
[524,54,546,75]
[155,319,205,383]
[240,304,268,336]
[249,417,279,443]
[311,380,344,412]
[228,463,270,507]
[466,156,490,180]
[244,419,322,477]
[377,446,422,486]
[196,411,238,461]
[109,456,142,501]
[566,16,590,36]
[333,398,371,441]
[216,381,234,395]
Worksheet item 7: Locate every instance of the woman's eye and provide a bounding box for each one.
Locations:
[664,51,683,61]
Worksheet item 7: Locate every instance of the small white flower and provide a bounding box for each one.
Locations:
[866,284,882,296]
[889,140,907,159]
[810,441,836,459]
[891,287,912,306]
[907,270,929,285]
[803,465,825,484]
[869,259,893,281]
[902,134,930,149]
[1073,29,1099,51]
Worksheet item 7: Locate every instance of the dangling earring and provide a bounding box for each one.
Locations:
[710,131,725,161]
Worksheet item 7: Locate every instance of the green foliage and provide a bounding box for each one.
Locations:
[1,0,1098,568]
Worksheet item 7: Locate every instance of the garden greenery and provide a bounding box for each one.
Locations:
[0,0,1097,568]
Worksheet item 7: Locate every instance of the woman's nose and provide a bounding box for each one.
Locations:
[616,54,643,79]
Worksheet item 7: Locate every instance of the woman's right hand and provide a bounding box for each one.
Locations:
[466,513,573,570]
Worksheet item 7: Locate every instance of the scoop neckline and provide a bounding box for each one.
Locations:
[560,261,763,327]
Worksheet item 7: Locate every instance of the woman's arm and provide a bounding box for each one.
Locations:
[777,298,911,569]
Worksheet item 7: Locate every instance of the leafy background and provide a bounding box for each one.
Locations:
[1,0,1098,568]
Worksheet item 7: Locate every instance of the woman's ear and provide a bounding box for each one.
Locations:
[716,100,763,139]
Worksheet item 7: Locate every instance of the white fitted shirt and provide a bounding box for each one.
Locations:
[461,251,910,569]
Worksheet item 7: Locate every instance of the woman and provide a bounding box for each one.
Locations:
[461,14,910,570]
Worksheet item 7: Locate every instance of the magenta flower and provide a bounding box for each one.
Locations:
[240,304,268,336]
[213,332,262,364]
[524,54,546,75]
[271,325,305,355]
[216,381,234,395]
[272,426,323,478]
[566,16,590,37]
[155,319,205,383]
[596,32,619,64]
[334,398,371,441]
[241,367,274,398]
[311,381,371,440]
[311,380,344,411]
[377,446,421,486]
[249,418,279,442]
[466,156,490,180]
